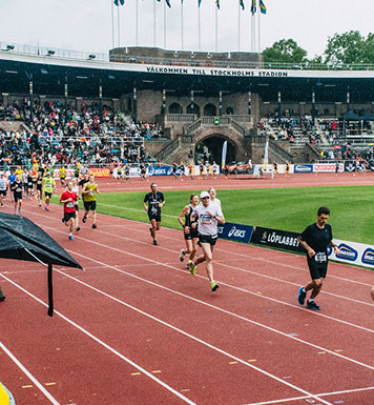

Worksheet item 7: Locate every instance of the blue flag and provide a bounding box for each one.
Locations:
[114,0,125,5]
[165,0,171,7]
[251,0,256,14]
[216,0,220,9]
[259,0,266,14]
[198,0,202,6]
[240,0,245,10]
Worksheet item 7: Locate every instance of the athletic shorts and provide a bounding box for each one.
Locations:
[0,190,6,196]
[148,211,161,222]
[184,228,199,240]
[75,204,79,212]
[307,258,328,280]
[14,192,22,202]
[84,201,96,211]
[44,192,52,198]
[63,211,76,222]
[199,233,218,246]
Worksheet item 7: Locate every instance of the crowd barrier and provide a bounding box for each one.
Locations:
[217,223,374,270]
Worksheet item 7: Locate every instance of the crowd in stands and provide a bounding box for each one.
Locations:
[0,97,163,168]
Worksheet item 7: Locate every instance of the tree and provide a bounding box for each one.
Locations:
[324,30,366,64]
[262,39,308,64]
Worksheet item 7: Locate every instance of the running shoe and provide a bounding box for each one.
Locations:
[1,203,3,207]
[0,295,5,302]
[188,261,197,275]
[38,202,42,207]
[92,224,97,229]
[68,235,74,241]
[76,227,80,232]
[307,300,321,310]
[82,215,87,223]
[149,227,153,237]
[186,263,190,269]
[297,287,307,305]
[179,249,185,262]
[62,217,65,223]
[211,282,219,292]
[153,240,158,245]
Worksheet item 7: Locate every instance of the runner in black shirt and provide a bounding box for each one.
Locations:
[143,183,165,245]
[297,207,340,310]
[11,177,23,215]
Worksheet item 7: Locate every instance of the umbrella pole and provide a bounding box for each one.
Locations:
[47,264,54,317]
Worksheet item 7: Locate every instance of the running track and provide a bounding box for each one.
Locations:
[0,173,373,405]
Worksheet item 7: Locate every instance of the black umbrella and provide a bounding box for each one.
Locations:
[0,212,83,316]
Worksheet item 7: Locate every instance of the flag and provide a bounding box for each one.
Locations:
[198,0,202,6]
[260,0,266,14]
[114,0,124,5]
[240,0,245,10]
[216,0,220,9]
[221,141,227,169]
[165,0,171,7]
[250,0,256,14]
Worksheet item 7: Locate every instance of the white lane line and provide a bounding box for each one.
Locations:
[0,273,332,405]
[0,342,61,405]
[0,274,198,405]
[60,248,374,373]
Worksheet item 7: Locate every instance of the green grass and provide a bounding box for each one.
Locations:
[54,185,374,244]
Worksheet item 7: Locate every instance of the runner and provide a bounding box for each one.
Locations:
[11,175,23,215]
[297,207,340,310]
[188,162,194,180]
[72,178,80,231]
[209,187,221,209]
[82,174,100,229]
[60,181,78,241]
[0,172,8,207]
[124,163,130,182]
[178,194,200,268]
[143,183,165,245]
[189,191,225,291]
[42,171,56,211]
[0,284,5,302]
[35,172,43,207]
[212,161,219,179]
[59,165,67,187]
[139,162,147,181]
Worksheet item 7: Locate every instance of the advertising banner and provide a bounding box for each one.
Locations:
[218,222,254,244]
[344,161,366,172]
[328,239,374,269]
[293,164,313,173]
[251,226,303,252]
[313,163,337,173]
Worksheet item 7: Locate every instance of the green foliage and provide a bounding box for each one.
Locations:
[76,185,374,245]
[262,39,308,64]
[324,30,366,64]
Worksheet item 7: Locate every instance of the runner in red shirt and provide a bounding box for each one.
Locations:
[60,181,78,241]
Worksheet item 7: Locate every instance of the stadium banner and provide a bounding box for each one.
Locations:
[88,168,111,178]
[218,222,254,243]
[293,164,313,173]
[313,163,337,173]
[328,239,374,269]
[344,160,366,172]
[251,226,304,252]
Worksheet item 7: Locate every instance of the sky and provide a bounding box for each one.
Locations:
[1,0,374,59]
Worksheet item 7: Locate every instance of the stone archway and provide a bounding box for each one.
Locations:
[169,102,183,114]
[203,103,217,116]
[195,135,236,165]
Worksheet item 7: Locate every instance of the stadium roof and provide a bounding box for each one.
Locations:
[1,51,374,102]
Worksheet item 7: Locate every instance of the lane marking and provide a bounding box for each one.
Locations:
[0,274,333,405]
[0,342,61,405]
[0,276,197,405]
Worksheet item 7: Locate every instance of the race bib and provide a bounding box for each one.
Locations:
[66,202,75,208]
[315,252,327,263]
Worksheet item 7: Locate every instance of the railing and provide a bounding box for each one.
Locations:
[268,140,293,162]
[231,119,246,136]
[155,137,179,161]
[185,119,202,135]
[166,114,197,123]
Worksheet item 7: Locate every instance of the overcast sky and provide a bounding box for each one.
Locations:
[1,0,374,58]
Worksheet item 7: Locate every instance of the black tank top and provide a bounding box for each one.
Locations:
[185,205,193,227]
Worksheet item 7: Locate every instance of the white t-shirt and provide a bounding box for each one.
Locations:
[210,197,221,210]
[0,178,8,191]
[193,202,223,236]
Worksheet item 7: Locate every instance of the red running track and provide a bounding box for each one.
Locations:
[0,173,374,405]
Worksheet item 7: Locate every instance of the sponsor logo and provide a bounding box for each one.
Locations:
[314,163,336,173]
[294,164,313,173]
[336,243,358,262]
[263,231,300,247]
[261,231,267,242]
[362,248,374,266]
[228,226,247,239]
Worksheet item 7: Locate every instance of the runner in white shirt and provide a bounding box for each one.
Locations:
[189,191,225,292]
[0,172,8,207]
[209,187,221,210]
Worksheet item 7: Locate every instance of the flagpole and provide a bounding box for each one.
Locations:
[238,2,241,51]
[198,3,201,51]
[164,0,167,49]
[136,0,139,46]
[215,5,218,52]
[153,0,156,47]
[257,4,261,52]
[181,1,184,50]
[111,0,115,48]
[117,4,121,46]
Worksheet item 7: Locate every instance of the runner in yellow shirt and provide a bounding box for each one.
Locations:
[14,166,23,178]
[82,174,100,229]
[59,166,67,187]
[42,171,56,211]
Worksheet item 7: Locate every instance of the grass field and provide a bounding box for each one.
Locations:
[65,185,374,245]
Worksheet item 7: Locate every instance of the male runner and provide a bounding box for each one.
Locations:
[189,191,225,291]
[59,166,67,187]
[11,176,23,215]
[82,174,100,228]
[143,183,165,245]
[42,171,56,211]
[0,172,8,207]
[60,181,78,241]
[297,207,340,310]
[209,188,221,210]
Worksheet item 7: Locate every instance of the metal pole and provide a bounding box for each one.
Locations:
[257,4,261,52]
[111,0,115,47]
[238,1,241,51]
[164,1,167,49]
[198,4,201,51]
[136,0,139,46]
[117,5,120,46]
[153,0,156,47]
[215,6,218,52]
[181,1,184,50]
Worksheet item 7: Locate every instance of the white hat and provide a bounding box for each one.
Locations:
[200,191,210,199]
